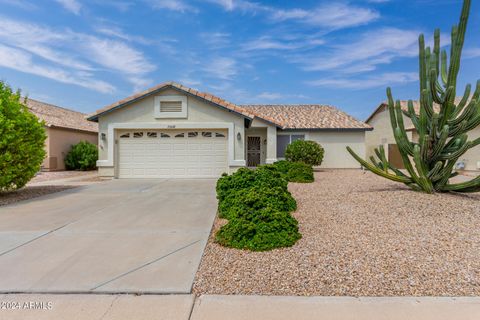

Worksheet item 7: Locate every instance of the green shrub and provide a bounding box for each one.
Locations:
[64,141,98,170]
[216,166,287,201]
[218,186,297,220]
[285,140,324,166]
[0,82,46,191]
[215,207,301,251]
[215,166,302,251]
[272,160,314,183]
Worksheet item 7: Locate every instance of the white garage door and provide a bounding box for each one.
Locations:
[118,130,228,178]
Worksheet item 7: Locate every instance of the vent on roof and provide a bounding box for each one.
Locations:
[160,101,182,113]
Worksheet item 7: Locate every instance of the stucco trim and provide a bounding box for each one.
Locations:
[96,122,245,168]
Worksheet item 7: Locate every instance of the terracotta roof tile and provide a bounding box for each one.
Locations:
[26,98,98,133]
[241,104,372,130]
[87,81,256,121]
[87,82,370,130]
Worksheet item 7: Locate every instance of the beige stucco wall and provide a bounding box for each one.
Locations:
[43,127,97,171]
[307,131,366,169]
[96,88,246,176]
[365,107,413,159]
[367,106,480,171]
[41,126,50,170]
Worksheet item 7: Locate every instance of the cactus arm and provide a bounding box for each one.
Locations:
[346,147,413,183]
[430,125,449,159]
[451,84,472,118]
[427,161,444,180]
[440,50,448,86]
[444,175,480,192]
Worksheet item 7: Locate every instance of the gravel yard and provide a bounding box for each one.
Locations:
[0,185,76,206]
[1,170,100,206]
[193,169,480,296]
[30,170,98,183]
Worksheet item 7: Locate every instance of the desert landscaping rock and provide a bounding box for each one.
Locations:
[193,170,480,296]
[0,186,77,207]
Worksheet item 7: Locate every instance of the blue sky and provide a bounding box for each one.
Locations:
[0,0,479,120]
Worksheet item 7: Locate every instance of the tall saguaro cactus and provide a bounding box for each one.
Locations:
[347,0,480,193]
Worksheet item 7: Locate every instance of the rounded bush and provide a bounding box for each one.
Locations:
[216,166,287,201]
[215,207,301,251]
[0,82,46,191]
[64,141,98,170]
[218,186,297,220]
[285,140,324,166]
[272,160,314,183]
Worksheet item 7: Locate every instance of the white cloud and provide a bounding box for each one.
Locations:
[299,28,420,73]
[464,47,480,59]
[149,0,197,12]
[203,57,237,80]
[241,35,325,52]
[80,37,155,76]
[0,16,155,92]
[307,72,418,90]
[199,32,230,47]
[271,3,379,29]
[0,44,114,93]
[255,92,285,100]
[55,0,82,15]
[205,0,265,12]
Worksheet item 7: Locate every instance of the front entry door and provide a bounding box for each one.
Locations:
[247,136,261,167]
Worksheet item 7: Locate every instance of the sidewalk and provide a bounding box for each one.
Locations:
[1,294,479,320]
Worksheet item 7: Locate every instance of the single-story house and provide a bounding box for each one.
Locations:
[365,100,480,171]
[87,82,372,178]
[26,98,98,171]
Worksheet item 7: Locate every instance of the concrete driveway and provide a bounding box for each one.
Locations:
[0,179,217,294]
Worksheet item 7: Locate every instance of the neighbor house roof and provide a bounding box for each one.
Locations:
[365,98,469,123]
[26,98,98,133]
[86,81,371,131]
[241,104,373,131]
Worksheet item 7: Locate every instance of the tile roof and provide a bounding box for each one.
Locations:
[87,81,259,121]
[26,98,98,133]
[366,98,465,123]
[241,104,372,130]
[86,82,371,130]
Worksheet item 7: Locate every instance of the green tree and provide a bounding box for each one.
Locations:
[347,0,480,193]
[0,82,46,191]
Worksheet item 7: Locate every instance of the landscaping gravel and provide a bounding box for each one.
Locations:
[0,186,76,206]
[193,170,480,296]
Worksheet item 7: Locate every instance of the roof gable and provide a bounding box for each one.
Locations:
[87,81,257,122]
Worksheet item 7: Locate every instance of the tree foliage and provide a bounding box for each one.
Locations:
[0,82,46,191]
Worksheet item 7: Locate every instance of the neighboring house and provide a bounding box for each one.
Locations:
[26,99,98,171]
[87,82,371,179]
[365,100,480,171]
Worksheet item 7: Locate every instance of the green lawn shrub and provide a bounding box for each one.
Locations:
[271,160,314,183]
[0,82,46,191]
[215,165,301,251]
[64,141,98,170]
[285,140,324,166]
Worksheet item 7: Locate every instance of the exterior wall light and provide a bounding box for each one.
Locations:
[237,132,242,141]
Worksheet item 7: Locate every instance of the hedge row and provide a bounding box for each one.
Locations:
[215,161,314,251]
